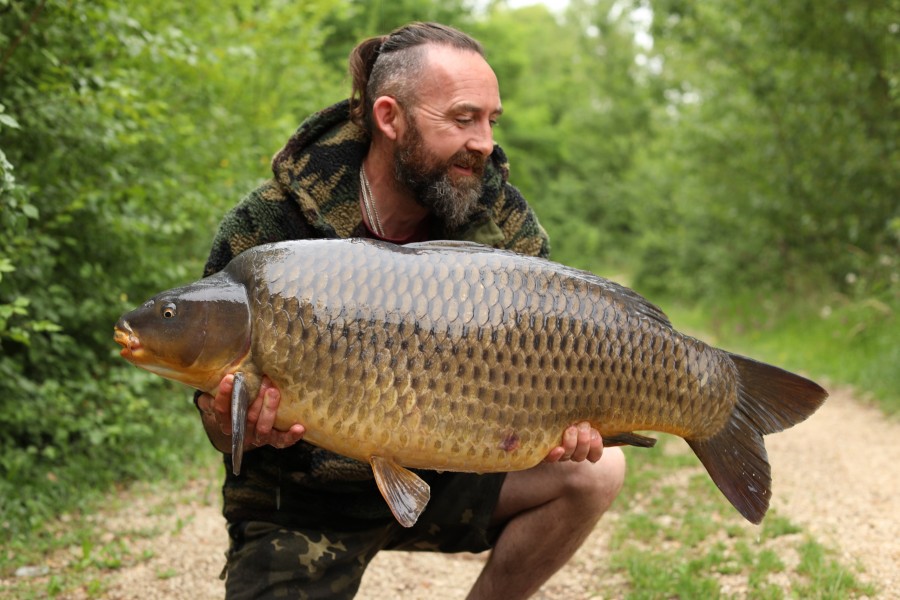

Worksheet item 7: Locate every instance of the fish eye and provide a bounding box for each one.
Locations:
[161,302,177,319]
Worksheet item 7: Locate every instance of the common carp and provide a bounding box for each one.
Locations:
[114,238,826,527]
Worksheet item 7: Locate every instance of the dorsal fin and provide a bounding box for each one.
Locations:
[404,239,510,254]
[406,239,672,327]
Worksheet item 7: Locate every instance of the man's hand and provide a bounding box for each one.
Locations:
[543,422,603,463]
[196,374,305,453]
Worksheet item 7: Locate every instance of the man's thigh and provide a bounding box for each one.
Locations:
[224,521,391,600]
[386,472,506,553]
[491,449,627,525]
[223,473,508,598]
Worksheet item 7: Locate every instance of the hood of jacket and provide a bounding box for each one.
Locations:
[269,99,510,245]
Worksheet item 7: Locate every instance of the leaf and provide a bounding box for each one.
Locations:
[30,320,63,333]
[0,258,14,276]
[0,114,20,129]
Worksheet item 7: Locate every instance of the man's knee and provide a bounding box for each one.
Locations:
[561,447,626,514]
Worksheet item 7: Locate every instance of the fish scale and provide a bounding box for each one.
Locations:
[245,241,729,472]
[115,238,827,527]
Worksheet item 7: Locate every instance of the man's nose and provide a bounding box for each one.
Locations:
[467,121,494,157]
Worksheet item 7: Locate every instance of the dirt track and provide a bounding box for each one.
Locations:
[14,386,900,599]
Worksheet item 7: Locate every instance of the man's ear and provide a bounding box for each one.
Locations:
[371,96,405,141]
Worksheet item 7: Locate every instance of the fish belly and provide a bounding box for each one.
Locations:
[240,240,738,473]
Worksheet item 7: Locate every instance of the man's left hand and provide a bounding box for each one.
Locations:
[543,422,603,463]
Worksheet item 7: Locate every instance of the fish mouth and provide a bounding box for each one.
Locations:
[114,322,142,359]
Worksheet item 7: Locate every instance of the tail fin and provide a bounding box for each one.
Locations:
[687,353,827,524]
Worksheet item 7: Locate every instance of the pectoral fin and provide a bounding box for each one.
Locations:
[231,372,251,476]
[370,456,431,528]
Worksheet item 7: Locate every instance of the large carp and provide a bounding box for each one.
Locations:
[114,239,826,527]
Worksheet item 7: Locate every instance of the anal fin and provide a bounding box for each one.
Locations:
[370,456,431,528]
[603,432,657,448]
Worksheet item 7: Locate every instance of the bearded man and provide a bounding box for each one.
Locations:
[195,22,625,600]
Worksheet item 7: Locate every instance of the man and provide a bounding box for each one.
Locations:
[195,22,626,599]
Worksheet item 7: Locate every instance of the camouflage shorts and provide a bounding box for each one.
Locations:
[222,472,506,599]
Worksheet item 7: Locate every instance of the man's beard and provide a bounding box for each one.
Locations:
[393,121,486,230]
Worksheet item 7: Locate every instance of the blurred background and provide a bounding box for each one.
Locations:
[1,0,897,551]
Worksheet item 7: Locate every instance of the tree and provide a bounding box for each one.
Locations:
[0,0,346,537]
[630,0,900,299]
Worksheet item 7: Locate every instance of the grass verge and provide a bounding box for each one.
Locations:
[0,453,220,599]
[597,435,876,599]
[0,374,219,599]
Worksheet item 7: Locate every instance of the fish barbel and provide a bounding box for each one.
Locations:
[114,239,826,527]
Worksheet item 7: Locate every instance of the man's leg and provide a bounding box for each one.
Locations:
[467,447,626,600]
[224,521,390,599]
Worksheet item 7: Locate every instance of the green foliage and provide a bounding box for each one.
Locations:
[475,0,660,268]
[0,0,346,544]
[626,0,899,303]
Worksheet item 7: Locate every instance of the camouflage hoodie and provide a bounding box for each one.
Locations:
[203,100,549,531]
[204,99,548,278]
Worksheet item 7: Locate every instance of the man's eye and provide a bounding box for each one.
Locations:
[456,118,473,125]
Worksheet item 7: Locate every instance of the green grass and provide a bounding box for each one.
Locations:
[0,372,215,541]
[0,396,220,600]
[0,456,220,599]
[598,435,876,599]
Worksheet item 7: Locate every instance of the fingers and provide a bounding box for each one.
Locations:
[204,374,303,451]
[251,423,306,450]
[545,422,604,463]
[569,423,593,462]
[543,446,566,463]
[213,374,234,412]
[586,428,603,462]
[253,377,281,435]
[206,374,234,433]
[197,392,216,419]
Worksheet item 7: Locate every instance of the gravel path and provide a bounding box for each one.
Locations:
[763,386,899,596]
[18,386,899,599]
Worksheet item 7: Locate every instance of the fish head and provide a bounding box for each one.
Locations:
[114,275,252,393]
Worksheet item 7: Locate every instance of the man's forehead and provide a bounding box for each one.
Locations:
[450,101,504,117]
[418,45,501,109]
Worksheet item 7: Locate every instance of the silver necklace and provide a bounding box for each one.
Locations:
[359,164,386,238]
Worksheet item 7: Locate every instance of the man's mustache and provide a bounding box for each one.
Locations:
[451,151,487,176]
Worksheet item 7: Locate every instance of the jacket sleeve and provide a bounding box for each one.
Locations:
[492,182,551,259]
[203,179,318,276]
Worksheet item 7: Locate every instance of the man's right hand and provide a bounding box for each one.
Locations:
[196,374,306,454]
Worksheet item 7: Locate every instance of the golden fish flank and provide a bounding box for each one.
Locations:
[114,238,827,528]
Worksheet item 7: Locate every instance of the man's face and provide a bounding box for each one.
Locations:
[393,114,485,229]
[393,46,503,229]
